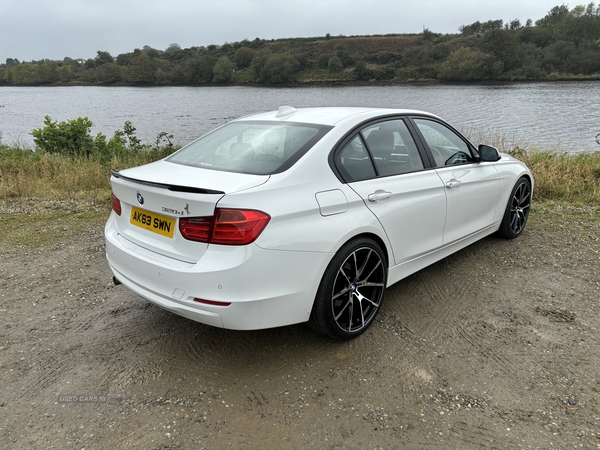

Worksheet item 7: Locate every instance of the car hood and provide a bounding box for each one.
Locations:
[117,159,270,194]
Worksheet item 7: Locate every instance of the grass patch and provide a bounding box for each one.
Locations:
[511,149,600,204]
[528,203,600,225]
[0,209,109,248]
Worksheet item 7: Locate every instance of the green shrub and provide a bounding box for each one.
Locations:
[260,54,299,83]
[32,116,95,157]
[213,56,235,83]
[234,47,257,69]
[1,118,180,200]
[29,116,176,165]
[437,47,500,81]
[327,56,343,73]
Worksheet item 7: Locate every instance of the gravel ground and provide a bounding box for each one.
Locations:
[1,200,599,449]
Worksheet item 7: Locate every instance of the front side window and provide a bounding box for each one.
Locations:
[167,121,331,175]
[414,119,475,168]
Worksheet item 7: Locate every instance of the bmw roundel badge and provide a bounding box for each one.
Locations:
[136,193,144,205]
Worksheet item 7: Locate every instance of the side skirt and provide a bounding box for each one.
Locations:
[386,223,500,287]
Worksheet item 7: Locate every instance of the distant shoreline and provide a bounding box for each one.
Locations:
[3,76,600,89]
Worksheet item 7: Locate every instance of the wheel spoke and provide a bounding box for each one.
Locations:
[339,266,352,285]
[356,290,379,308]
[355,249,372,279]
[518,185,530,206]
[358,298,365,328]
[512,194,520,208]
[511,210,521,233]
[347,297,353,332]
[359,259,382,285]
[360,282,385,288]
[332,286,351,301]
[510,211,519,228]
[352,251,360,279]
[334,295,352,321]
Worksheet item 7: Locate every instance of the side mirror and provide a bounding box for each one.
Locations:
[478,144,501,162]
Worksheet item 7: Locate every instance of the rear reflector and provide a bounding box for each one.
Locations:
[193,298,231,307]
[180,208,270,245]
[111,192,122,216]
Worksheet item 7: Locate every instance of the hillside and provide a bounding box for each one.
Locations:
[2,3,600,85]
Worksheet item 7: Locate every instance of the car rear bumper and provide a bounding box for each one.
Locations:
[105,220,332,330]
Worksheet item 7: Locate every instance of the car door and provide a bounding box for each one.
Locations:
[411,118,500,245]
[335,118,447,266]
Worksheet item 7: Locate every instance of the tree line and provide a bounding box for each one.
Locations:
[2,3,600,85]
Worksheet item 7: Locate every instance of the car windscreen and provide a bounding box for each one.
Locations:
[166,121,332,175]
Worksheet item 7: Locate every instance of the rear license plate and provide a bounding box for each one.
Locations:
[130,206,176,238]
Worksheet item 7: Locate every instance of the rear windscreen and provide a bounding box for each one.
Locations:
[166,121,332,175]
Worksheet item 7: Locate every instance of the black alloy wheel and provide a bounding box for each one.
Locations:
[498,177,531,239]
[310,238,387,340]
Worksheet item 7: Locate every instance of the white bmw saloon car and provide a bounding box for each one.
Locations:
[105,106,533,340]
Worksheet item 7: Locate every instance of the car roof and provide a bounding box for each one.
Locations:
[235,106,440,127]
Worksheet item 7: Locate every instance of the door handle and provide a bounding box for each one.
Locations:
[368,190,392,202]
[445,179,461,189]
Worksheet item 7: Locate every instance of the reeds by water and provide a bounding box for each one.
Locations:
[0,146,176,205]
[1,143,599,206]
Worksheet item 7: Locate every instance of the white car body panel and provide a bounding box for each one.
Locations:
[492,153,534,223]
[434,163,500,245]
[106,215,332,329]
[105,107,533,332]
[386,224,499,287]
[346,170,447,265]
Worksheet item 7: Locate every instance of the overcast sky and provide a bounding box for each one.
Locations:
[1,0,568,62]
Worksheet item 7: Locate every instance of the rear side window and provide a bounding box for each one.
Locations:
[167,121,331,175]
[335,118,425,182]
[362,119,424,176]
[338,135,377,181]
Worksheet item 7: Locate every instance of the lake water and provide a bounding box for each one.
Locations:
[1,82,599,153]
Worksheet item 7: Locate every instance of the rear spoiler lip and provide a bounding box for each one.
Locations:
[110,169,225,195]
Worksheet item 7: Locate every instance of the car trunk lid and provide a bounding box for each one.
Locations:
[110,160,269,263]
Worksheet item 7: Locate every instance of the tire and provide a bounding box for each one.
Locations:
[309,237,387,340]
[497,177,531,239]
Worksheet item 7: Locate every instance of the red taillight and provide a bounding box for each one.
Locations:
[179,217,211,242]
[212,209,270,245]
[179,208,270,245]
[111,192,122,216]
